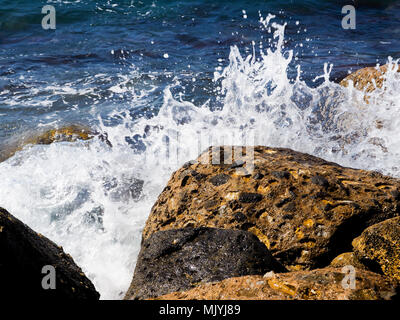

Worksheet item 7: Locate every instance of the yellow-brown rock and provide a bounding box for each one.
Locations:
[352,217,400,282]
[340,64,400,93]
[143,146,400,269]
[28,125,93,145]
[0,125,94,162]
[153,267,398,300]
[330,252,367,270]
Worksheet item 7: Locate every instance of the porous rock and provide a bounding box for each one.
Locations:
[330,252,367,270]
[352,216,400,282]
[154,267,398,300]
[124,227,286,300]
[0,124,95,162]
[340,64,400,93]
[142,146,400,269]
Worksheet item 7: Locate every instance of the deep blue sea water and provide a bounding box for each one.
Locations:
[1,0,400,299]
[1,0,400,140]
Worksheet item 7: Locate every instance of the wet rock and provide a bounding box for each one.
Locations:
[29,125,93,145]
[209,174,230,186]
[153,267,398,300]
[239,192,263,203]
[0,125,95,162]
[0,207,99,299]
[311,175,329,188]
[330,252,367,270]
[253,173,264,180]
[106,177,144,202]
[142,146,400,269]
[352,217,400,282]
[272,171,290,179]
[124,227,286,300]
[340,64,400,93]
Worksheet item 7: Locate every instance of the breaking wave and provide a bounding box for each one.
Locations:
[0,14,399,299]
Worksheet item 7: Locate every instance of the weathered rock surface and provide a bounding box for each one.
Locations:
[0,207,100,299]
[154,267,398,300]
[142,146,400,269]
[0,125,95,162]
[124,227,286,300]
[330,252,367,270]
[353,216,400,282]
[340,64,400,93]
[28,125,93,145]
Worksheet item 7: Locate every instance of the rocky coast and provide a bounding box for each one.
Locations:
[1,64,400,300]
[124,145,400,300]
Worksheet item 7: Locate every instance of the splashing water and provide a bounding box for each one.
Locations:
[0,15,400,299]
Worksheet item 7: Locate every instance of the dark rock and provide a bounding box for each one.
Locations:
[97,132,112,147]
[0,207,99,299]
[390,189,400,200]
[143,146,400,270]
[233,212,247,223]
[124,227,286,300]
[272,171,290,179]
[209,174,230,186]
[183,161,196,169]
[239,193,263,203]
[275,197,292,208]
[190,170,205,180]
[253,173,264,180]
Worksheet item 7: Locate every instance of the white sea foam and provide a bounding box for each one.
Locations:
[0,16,399,299]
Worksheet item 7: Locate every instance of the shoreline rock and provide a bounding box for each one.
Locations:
[124,145,400,300]
[124,227,286,300]
[340,63,400,93]
[153,267,398,300]
[352,216,400,282]
[0,124,95,162]
[142,146,400,270]
[0,207,100,299]
[329,252,367,270]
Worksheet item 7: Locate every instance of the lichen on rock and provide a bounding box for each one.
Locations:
[153,267,398,300]
[352,216,400,282]
[330,252,367,270]
[142,146,400,269]
[0,124,96,162]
